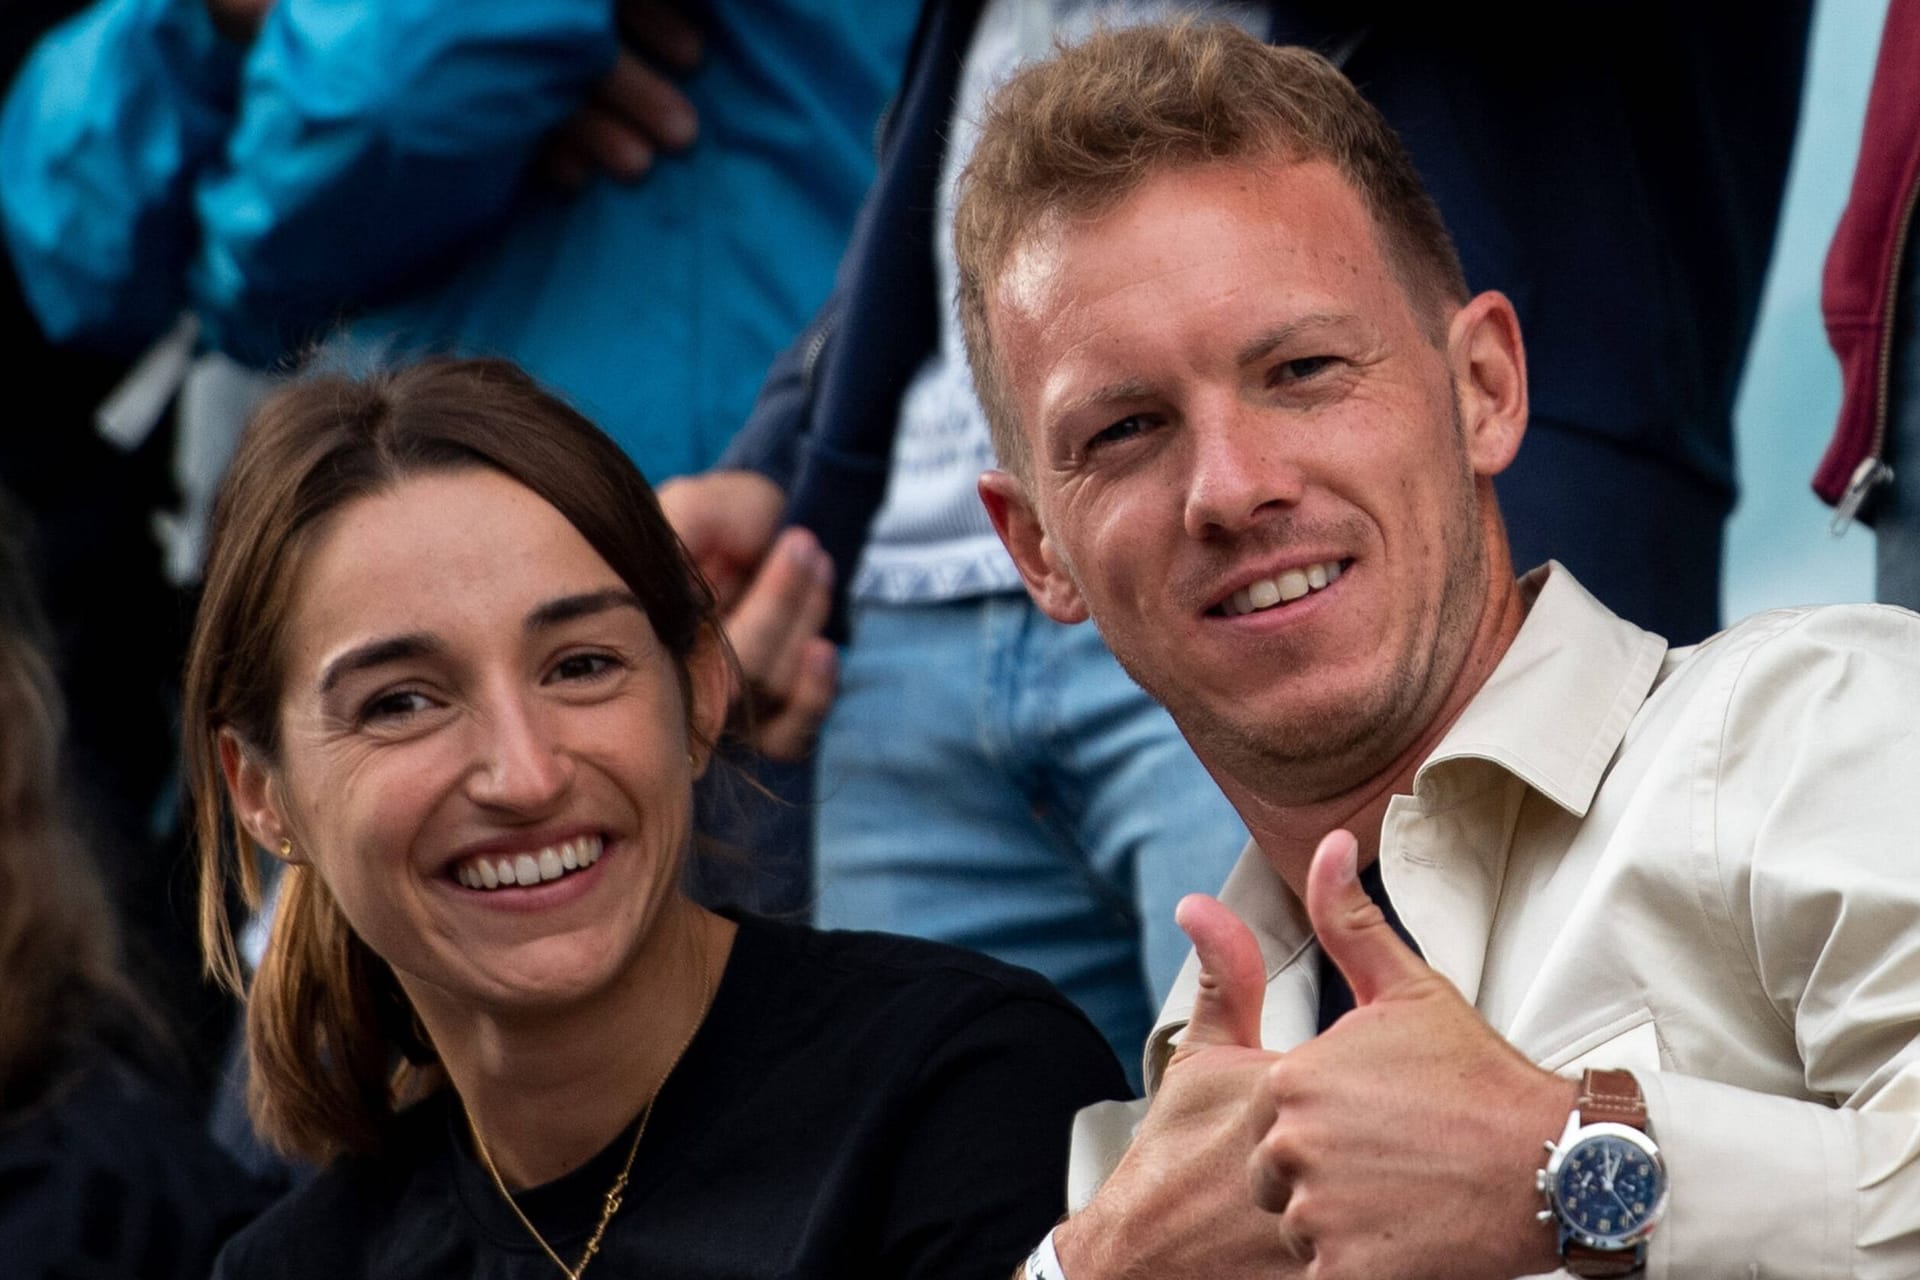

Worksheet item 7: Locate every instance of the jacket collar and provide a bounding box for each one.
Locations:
[1143,563,1667,1091]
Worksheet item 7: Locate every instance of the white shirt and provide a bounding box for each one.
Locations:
[1070,564,1920,1278]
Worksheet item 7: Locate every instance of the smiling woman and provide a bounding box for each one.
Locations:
[187,359,1126,1279]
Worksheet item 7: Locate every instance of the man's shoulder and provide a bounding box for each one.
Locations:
[1635,600,1920,762]
[1661,599,1918,685]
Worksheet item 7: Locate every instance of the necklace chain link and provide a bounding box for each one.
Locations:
[465,939,715,1280]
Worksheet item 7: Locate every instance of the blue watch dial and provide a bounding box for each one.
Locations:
[1553,1134,1664,1246]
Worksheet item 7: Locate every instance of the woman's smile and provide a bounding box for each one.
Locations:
[249,466,726,1014]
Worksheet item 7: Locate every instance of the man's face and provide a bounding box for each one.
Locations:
[982,159,1520,796]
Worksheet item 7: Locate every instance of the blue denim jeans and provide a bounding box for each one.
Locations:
[814,593,1249,1088]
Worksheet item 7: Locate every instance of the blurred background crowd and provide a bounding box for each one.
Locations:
[0,0,1911,1273]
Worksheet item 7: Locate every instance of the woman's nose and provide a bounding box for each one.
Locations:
[465,691,573,814]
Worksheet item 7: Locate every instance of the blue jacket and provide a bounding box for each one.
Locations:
[1,0,914,477]
[723,3,1809,627]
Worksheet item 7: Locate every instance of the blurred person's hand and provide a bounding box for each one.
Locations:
[724,528,837,760]
[660,471,835,760]
[659,469,785,609]
[541,0,703,188]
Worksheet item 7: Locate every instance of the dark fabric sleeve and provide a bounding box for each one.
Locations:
[715,299,837,491]
[877,994,1130,1280]
[0,1071,274,1280]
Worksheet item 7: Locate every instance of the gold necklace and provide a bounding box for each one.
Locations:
[464,940,715,1280]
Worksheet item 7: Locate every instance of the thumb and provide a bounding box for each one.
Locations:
[1307,829,1430,1007]
[1173,893,1266,1049]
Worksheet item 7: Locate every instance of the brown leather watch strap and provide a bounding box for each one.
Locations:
[1564,1242,1645,1277]
[1578,1068,1647,1131]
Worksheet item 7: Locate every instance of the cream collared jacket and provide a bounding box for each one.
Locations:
[1069,565,1920,1278]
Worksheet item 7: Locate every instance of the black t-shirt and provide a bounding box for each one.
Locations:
[214,916,1130,1278]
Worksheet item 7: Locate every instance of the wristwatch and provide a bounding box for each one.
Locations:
[1535,1068,1668,1277]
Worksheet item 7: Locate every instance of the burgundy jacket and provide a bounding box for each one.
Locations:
[1818,0,1920,525]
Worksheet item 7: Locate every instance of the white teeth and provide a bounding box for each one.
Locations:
[455,835,606,891]
[1221,560,1345,616]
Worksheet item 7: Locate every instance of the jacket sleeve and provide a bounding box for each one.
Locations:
[1,0,617,363]
[715,296,836,492]
[0,0,241,353]
[1640,605,1920,1278]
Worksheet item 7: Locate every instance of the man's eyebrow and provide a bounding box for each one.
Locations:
[1054,377,1154,424]
[1233,312,1362,367]
[525,589,645,633]
[317,634,441,695]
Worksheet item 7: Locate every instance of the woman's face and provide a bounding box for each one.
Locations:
[226,467,723,1015]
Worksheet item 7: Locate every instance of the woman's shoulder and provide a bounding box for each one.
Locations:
[212,1096,453,1279]
[724,915,1126,1089]
[735,913,1091,1017]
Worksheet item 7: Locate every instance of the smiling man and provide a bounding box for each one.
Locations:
[961,23,1920,1280]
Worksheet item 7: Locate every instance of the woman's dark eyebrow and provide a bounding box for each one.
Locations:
[317,634,441,695]
[525,589,644,633]
[315,592,640,695]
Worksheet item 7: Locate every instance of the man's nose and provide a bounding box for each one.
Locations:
[466,688,573,814]
[1181,400,1305,539]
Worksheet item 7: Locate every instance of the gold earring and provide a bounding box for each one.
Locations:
[275,837,294,861]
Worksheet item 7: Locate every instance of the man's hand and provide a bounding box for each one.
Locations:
[658,470,834,761]
[1051,895,1307,1278]
[1242,829,1576,1279]
[541,0,702,188]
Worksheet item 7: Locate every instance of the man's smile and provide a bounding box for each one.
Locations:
[1210,557,1351,617]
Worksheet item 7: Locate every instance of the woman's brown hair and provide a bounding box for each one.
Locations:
[186,358,718,1163]
[0,496,150,1114]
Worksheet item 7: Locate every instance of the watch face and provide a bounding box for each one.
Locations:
[1551,1132,1666,1248]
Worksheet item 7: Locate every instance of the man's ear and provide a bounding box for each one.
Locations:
[1447,290,1528,478]
[218,728,300,862]
[686,624,731,778]
[978,470,1090,624]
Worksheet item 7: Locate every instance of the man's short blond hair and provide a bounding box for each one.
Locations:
[954,22,1469,476]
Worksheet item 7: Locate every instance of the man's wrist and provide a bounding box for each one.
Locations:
[1521,1073,1586,1275]
[1023,1227,1069,1280]
[1047,1208,1118,1280]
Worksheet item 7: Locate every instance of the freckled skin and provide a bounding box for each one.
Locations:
[983,159,1524,808]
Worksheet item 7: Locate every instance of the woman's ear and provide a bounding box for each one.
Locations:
[219,728,302,862]
[685,626,731,778]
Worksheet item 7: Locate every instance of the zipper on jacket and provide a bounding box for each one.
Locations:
[1833,172,1920,533]
[801,315,834,392]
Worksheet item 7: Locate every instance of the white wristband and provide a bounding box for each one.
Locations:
[1024,1227,1069,1280]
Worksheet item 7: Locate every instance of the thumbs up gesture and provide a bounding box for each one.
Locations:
[1049,893,1307,1277]
[1242,830,1577,1279]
